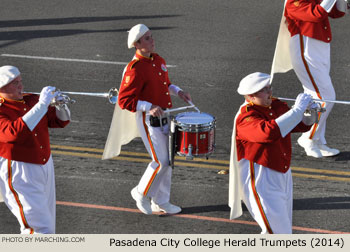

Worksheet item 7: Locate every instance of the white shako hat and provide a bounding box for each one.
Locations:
[127,24,150,49]
[237,72,271,95]
[0,65,20,88]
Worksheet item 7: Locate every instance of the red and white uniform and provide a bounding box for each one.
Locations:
[285,0,345,143]
[119,53,173,112]
[235,99,311,233]
[118,52,180,205]
[0,94,69,234]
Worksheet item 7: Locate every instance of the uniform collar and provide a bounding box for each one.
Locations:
[245,100,273,110]
[0,95,25,104]
[135,52,154,61]
[245,100,270,107]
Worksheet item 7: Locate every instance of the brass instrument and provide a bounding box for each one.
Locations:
[277,96,350,106]
[25,87,118,106]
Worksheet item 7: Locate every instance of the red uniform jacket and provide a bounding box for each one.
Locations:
[236,99,311,173]
[118,53,172,112]
[0,94,70,164]
[285,0,345,43]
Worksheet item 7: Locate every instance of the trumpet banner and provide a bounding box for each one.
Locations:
[228,103,246,220]
[270,0,292,83]
[102,104,140,160]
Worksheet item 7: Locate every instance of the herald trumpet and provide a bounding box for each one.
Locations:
[25,87,119,106]
[277,96,350,105]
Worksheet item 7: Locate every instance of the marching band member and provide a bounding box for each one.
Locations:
[103,24,191,215]
[229,72,317,233]
[0,65,70,233]
[272,0,348,158]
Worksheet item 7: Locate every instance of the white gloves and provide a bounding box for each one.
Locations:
[302,102,323,125]
[321,0,337,12]
[39,86,59,106]
[55,104,71,121]
[293,93,313,113]
[22,86,59,131]
[275,93,312,137]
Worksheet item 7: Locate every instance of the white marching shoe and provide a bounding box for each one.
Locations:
[297,137,340,158]
[131,187,152,215]
[297,137,322,158]
[151,202,182,214]
[317,144,340,157]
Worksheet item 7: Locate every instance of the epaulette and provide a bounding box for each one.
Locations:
[128,59,139,70]
[0,97,4,106]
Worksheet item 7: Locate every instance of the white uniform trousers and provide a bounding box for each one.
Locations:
[135,111,172,205]
[290,34,334,144]
[0,155,56,234]
[239,159,293,234]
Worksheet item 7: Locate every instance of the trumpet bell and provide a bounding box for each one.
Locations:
[108,87,118,105]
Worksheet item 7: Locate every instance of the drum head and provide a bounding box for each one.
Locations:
[175,112,214,125]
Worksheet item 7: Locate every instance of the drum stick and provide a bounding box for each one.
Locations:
[163,105,196,114]
[146,105,196,115]
[188,101,201,113]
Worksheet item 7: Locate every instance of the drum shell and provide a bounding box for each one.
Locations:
[173,112,216,158]
[176,128,215,156]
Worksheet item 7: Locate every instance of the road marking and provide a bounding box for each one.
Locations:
[56,200,350,234]
[292,166,350,176]
[51,150,223,170]
[292,173,350,182]
[51,144,230,164]
[51,144,350,182]
[0,53,177,67]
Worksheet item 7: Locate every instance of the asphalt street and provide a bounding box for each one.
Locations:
[0,0,349,234]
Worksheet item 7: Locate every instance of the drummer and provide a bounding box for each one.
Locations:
[117,24,191,215]
[228,72,318,233]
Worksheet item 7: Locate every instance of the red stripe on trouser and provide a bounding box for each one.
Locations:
[249,161,273,234]
[7,160,34,234]
[141,112,161,196]
[309,103,324,139]
[299,35,324,140]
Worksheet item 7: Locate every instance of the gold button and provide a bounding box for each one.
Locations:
[23,108,27,111]
[324,26,327,29]
[166,92,169,95]
[164,82,167,85]
[168,102,171,105]
[34,133,38,136]
[269,113,273,116]
[40,146,43,149]
[43,158,46,162]
[159,72,162,75]
[153,64,155,67]
[327,37,330,41]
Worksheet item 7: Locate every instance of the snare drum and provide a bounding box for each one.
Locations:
[173,112,216,159]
